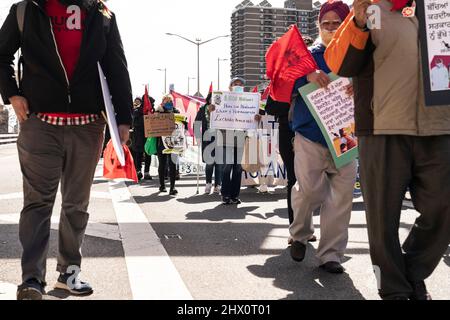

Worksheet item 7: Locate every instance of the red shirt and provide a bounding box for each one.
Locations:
[45,0,86,81]
[42,1,93,123]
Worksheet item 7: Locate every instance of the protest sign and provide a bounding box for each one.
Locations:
[162,114,188,155]
[144,113,176,138]
[97,63,125,167]
[417,0,450,106]
[299,73,358,169]
[210,91,260,130]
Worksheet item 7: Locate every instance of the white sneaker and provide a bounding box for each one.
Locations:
[205,183,212,194]
[213,185,221,194]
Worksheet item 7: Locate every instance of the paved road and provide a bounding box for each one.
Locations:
[0,143,449,300]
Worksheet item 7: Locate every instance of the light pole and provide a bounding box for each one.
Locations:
[166,33,230,97]
[157,68,167,94]
[187,76,196,95]
[217,58,228,90]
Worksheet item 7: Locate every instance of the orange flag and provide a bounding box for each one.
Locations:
[265,25,318,103]
[103,141,138,182]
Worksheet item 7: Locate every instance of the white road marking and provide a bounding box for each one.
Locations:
[0,191,111,201]
[108,180,192,300]
[0,282,16,300]
[0,213,120,241]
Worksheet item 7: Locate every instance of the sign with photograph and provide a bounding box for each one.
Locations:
[144,113,176,138]
[299,73,358,169]
[417,0,450,106]
[161,114,188,155]
[210,91,260,130]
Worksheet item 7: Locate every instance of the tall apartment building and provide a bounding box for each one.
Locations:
[231,0,321,90]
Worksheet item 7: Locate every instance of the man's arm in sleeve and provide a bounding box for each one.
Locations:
[0,4,21,104]
[324,12,373,78]
[101,13,133,126]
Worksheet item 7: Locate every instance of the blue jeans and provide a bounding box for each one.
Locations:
[221,147,243,199]
[205,163,223,186]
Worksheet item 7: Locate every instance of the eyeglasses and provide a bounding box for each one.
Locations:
[320,20,342,29]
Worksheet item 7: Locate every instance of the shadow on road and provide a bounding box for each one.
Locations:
[247,246,366,300]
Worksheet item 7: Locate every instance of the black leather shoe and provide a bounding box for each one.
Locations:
[17,279,45,300]
[159,186,167,192]
[409,280,432,300]
[290,241,306,262]
[320,261,345,274]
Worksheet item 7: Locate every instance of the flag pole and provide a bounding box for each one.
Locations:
[196,139,200,195]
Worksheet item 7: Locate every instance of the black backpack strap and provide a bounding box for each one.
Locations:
[16,1,27,93]
[16,0,27,36]
[103,15,111,35]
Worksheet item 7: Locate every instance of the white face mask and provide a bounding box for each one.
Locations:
[437,62,444,68]
[320,29,336,46]
[232,86,244,93]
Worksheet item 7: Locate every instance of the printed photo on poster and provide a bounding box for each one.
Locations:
[417,0,450,105]
[299,73,358,169]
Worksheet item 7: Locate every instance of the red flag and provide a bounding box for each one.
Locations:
[103,141,138,183]
[252,86,259,93]
[170,90,205,137]
[265,25,318,103]
[209,82,213,94]
[143,85,153,114]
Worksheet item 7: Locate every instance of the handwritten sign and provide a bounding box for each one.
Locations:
[210,91,260,130]
[417,0,450,105]
[299,73,358,168]
[144,113,175,138]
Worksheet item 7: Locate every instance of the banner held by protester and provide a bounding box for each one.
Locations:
[299,73,358,168]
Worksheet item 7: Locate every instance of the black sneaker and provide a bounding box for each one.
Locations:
[231,198,242,205]
[17,278,45,300]
[144,172,152,180]
[137,171,143,181]
[159,186,167,192]
[169,188,178,196]
[222,197,232,205]
[54,273,93,296]
[290,241,306,262]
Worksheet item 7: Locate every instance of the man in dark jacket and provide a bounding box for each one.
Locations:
[132,95,154,180]
[325,0,450,300]
[0,0,132,300]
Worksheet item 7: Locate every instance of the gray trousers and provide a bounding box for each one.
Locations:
[290,133,357,264]
[17,114,105,284]
[359,135,450,299]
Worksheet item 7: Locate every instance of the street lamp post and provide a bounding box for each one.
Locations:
[187,76,196,96]
[217,58,228,91]
[157,68,167,94]
[166,33,230,97]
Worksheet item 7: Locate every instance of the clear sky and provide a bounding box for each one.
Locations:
[0,0,352,105]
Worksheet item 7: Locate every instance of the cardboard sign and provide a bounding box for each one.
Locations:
[299,73,358,169]
[210,91,260,130]
[417,0,450,106]
[144,113,176,137]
